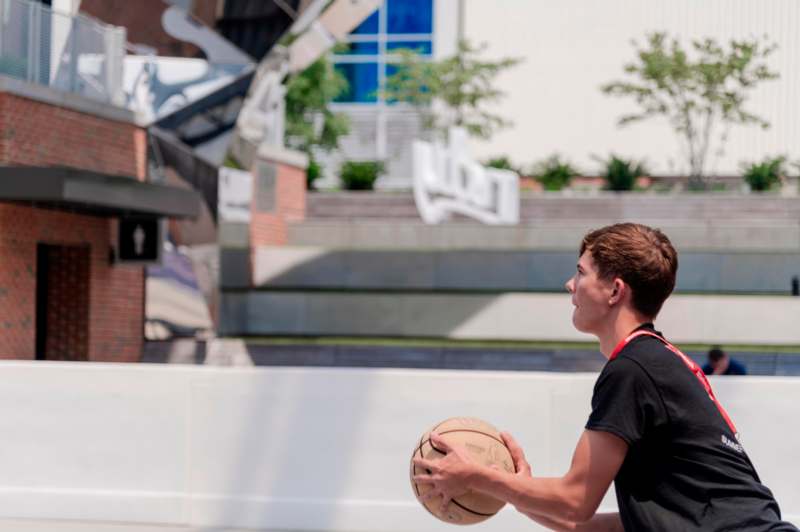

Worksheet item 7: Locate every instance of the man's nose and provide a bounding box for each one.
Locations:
[565,277,575,293]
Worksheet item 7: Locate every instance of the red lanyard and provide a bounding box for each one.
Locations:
[610,330,739,438]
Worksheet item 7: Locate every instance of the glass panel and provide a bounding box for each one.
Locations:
[386,41,432,55]
[334,62,379,103]
[387,0,433,34]
[337,41,380,55]
[352,10,379,34]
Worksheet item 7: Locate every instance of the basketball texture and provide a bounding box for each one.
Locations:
[410,417,515,525]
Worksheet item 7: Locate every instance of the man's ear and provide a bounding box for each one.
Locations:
[609,278,626,306]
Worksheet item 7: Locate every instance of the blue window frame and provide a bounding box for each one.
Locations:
[331,0,434,104]
[334,63,379,103]
[386,41,433,55]
[387,0,433,34]
[339,42,380,55]
[352,10,379,34]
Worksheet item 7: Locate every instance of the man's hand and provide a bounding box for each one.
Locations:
[411,432,482,514]
[501,431,532,478]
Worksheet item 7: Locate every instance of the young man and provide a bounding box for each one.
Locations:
[413,223,796,531]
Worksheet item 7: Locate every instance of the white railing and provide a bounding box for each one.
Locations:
[0,0,125,105]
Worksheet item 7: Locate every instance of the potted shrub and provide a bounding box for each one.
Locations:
[306,157,322,190]
[484,155,520,174]
[741,156,785,192]
[530,155,579,191]
[599,154,648,191]
[340,160,385,190]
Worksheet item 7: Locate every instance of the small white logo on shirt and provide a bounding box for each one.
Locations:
[721,434,744,453]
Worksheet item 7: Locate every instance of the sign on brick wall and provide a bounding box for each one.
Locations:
[117,217,162,264]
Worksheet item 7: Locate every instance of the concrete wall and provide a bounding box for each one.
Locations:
[0,361,796,530]
[219,291,800,345]
[288,220,800,251]
[249,247,800,294]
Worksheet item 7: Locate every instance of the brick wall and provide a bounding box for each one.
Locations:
[0,90,146,361]
[0,205,143,362]
[250,160,306,248]
[0,92,147,179]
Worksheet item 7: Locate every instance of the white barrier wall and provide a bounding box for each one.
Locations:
[0,362,797,530]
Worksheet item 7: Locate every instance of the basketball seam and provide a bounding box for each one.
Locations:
[428,428,506,450]
[451,498,498,517]
[413,440,499,519]
[412,436,443,520]
[423,431,506,517]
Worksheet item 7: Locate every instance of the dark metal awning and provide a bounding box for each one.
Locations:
[0,166,202,218]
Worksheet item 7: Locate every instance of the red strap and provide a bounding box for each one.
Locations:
[610,330,739,438]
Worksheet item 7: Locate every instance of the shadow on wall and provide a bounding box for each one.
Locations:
[190,367,375,530]
[247,248,800,294]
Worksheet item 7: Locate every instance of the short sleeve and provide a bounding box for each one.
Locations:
[586,357,667,446]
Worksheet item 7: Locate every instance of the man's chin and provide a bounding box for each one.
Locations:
[572,314,593,334]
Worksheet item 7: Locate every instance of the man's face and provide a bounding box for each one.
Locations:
[565,251,617,334]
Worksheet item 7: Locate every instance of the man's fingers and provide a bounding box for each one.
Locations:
[501,431,532,475]
[430,431,452,453]
[439,496,451,514]
[413,457,437,471]
[419,488,440,501]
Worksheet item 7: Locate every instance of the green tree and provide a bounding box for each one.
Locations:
[284,56,350,188]
[602,33,778,189]
[383,40,521,140]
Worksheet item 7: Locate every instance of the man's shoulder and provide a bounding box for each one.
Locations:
[614,333,687,381]
[619,332,672,361]
[727,358,748,375]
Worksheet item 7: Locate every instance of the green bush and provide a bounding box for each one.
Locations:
[484,155,518,173]
[306,157,322,190]
[600,154,647,191]
[340,161,385,190]
[531,155,578,191]
[742,156,785,192]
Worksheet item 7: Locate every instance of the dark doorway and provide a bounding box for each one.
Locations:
[36,244,90,361]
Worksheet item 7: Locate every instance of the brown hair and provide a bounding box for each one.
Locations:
[580,223,678,318]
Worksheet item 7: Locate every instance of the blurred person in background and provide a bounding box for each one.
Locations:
[703,346,747,376]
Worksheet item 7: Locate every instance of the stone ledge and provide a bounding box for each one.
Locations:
[256,143,309,169]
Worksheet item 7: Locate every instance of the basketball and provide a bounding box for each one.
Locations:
[410,417,515,525]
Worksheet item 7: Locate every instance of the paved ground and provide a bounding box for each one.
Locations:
[0,520,298,532]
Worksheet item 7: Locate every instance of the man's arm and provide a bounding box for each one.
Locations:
[478,429,627,521]
[413,429,628,524]
[523,511,623,532]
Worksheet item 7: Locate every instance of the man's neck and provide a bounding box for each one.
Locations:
[597,311,650,359]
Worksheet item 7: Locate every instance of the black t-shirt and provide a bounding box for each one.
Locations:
[586,324,797,531]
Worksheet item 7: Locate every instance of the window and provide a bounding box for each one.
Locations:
[331,0,434,104]
[334,63,379,103]
[387,0,433,34]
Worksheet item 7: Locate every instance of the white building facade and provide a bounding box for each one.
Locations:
[327,0,800,188]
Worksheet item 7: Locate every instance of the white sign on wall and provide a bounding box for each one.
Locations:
[218,166,253,223]
[412,128,519,225]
